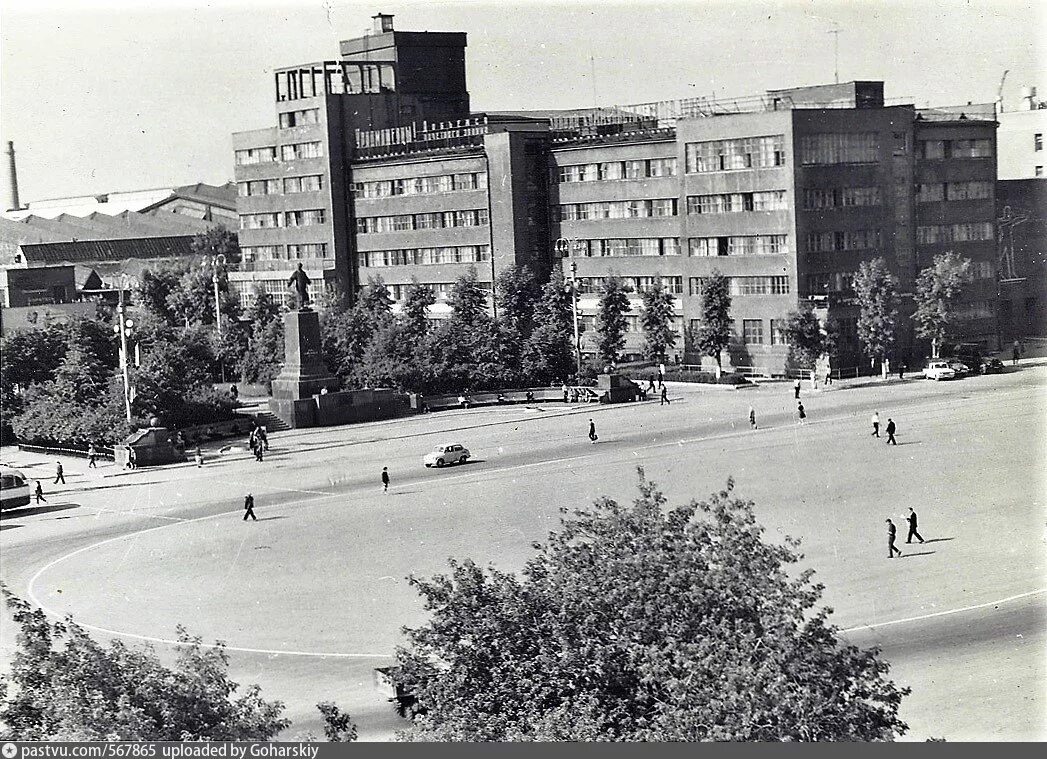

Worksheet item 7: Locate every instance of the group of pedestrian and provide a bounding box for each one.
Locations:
[871,411,898,445]
[887,508,926,558]
[249,424,269,462]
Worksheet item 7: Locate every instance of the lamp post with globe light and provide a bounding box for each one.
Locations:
[555,237,584,377]
[112,274,134,422]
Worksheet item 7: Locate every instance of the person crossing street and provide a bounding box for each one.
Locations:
[871,411,880,437]
[53,462,65,485]
[382,466,390,493]
[886,518,902,558]
[886,418,898,445]
[243,493,257,521]
[906,507,925,544]
[588,418,598,444]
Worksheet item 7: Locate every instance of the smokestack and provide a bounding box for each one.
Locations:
[2,140,20,212]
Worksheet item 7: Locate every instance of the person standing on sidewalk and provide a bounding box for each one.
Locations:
[886,518,902,558]
[885,418,898,445]
[53,462,65,485]
[794,379,801,399]
[871,411,880,438]
[382,467,390,493]
[588,418,598,444]
[243,493,257,521]
[1012,340,1021,366]
[660,385,670,406]
[87,444,98,469]
[905,507,925,544]
[34,481,46,504]
[195,447,204,467]
[748,406,757,430]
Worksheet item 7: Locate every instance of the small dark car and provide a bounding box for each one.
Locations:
[981,358,1005,374]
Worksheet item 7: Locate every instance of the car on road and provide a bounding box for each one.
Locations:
[947,360,972,378]
[423,443,470,468]
[0,466,31,510]
[922,361,956,381]
[981,357,1005,374]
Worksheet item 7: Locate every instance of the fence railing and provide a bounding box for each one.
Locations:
[15,443,115,460]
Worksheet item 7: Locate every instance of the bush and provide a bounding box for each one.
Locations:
[635,368,751,386]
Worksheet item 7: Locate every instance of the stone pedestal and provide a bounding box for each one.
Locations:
[269,309,339,428]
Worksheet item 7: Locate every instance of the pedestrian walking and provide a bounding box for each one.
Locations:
[748,406,757,430]
[128,447,138,470]
[658,362,666,388]
[87,444,98,468]
[53,462,65,485]
[253,437,264,462]
[646,376,656,395]
[797,401,806,424]
[898,363,906,380]
[793,379,801,399]
[1012,340,1021,366]
[381,466,390,493]
[588,418,598,443]
[195,446,204,467]
[259,427,269,451]
[871,411,880,437]
[886,518,902,558]
[905,507,925,544]
[885,418,897,445]
[562,382,569,403]
[34,481,46,504]
[824,368,832,386]
[243,493,257,521]
[660,385,670,405]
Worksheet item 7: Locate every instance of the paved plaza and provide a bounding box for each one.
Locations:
[1,366,1044,741]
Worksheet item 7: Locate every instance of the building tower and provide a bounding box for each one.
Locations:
[2,140,21,212]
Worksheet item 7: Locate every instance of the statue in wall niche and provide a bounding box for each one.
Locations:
[287,263,312,310]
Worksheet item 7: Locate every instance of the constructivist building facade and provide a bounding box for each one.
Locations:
[231,15,1000,371]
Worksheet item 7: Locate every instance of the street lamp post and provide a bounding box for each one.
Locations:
[210,253,227,337]
[555,238,584,377]
[113,275,134,423]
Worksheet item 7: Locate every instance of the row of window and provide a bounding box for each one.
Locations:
[918,139,992,160]
[916,222,994,244]
[365,281,493,302]
[573,238,681,257]
[952,300,995,319]
[806,229,881,253]
[557,158,678,183]
[799,133,880,165]
[560,198,678,220]
[685,135,786,173]
[358,245,491,267]
[689,235,788,257]
[234,142,324,166]
[736,318,789,346]
[278,108,320,128]
[916,181,992,202]
[803,186,881,210]
[355,209,489,234]
[241,243,329,261]
[351,172,488,199]
[687,191,788,214]
[688,276,791,296]
[576,276,684,295]
[238,175,325,197]
[240,209,326,229]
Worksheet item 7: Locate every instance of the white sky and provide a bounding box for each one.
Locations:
[1,0,1043,203]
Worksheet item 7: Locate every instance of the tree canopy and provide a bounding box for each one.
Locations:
[782,305,826,369]
[595,276,631,365]
[853,257,899,371]
[692,273,732,367]
[394,472,909,741]
[639,281,677,362]
[912,251,973,358]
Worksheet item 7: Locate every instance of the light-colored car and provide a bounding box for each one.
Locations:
[922,360,956,381]
[423,443,470,468]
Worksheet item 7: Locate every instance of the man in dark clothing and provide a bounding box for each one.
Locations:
[794,379,801,399]
[886,518,902,558]
[53,462,65,485]
[87,445,98,469]
[906,507,925,543]
[588,419,598,443]
[660,385,670,405]
[1013,340,1021,366]
[34,481,46,504]
[647,377,656,395]
[381,467,390,493]
[885,418,897,445]
[243,493,257,521]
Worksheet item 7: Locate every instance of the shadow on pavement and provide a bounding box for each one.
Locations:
[254,515,287,522]
[894,441,921,446]
[0,502,80,519]
[922,537,955,544]
[0,523,22,531]
[900,551,936,558]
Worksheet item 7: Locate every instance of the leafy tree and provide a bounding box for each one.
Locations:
[237,318,285,388]
[395,472,910,741]
[400,280,436,345]
[595,276,631,366]
[495,266,541,340]
[189,225,241,265]
[316,702,358,742]
[244,285,283,330]
[853,258,898,376]
[136,264,188,325]
[446,267,490,328]
[913,251,973,358]
[0,587,289,741]
[11,377,128,446]
[166,260,240,329]
[0,325,68,390]
[693,273,732,369]
[639,281,677,362]
[782,304,826,370]
[522,273,575,384]
[359,277,395,325]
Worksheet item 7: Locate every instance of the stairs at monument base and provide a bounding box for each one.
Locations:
[236,408,291,433]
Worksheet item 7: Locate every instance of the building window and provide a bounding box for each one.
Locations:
[284,175,324,193]
[770,319,788,345]
[560,199,678,220]
[949,139,992,158]
[916,222,993,244]
[689,235,788,257]
[946,181,992,201]
[358,245,491,267]
[916,183,945,203]
[558,159,677,182]
[280,142,323,160]
[287,243,328,259]
[802,187,881,209]
[239,213,280,230]
[241,245,283,261]
[285,209,326,227]
[971,259,994,279]
[742,320,764,345]
[1036,166,1044,177]
[237,179,281,197]
[234,147,277,166]
[918,140,946,160]
[800,133,879,165]
[580,238,680,257]
[688,191,787,213]
[685,135,786,173]
[1035,133,1043,151]
[806,229,880,252]
[278,109,320,128]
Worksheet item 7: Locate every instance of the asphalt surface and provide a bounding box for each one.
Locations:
[1,366,1044,741]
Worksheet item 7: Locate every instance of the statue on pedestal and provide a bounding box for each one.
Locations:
[287,263,312,310]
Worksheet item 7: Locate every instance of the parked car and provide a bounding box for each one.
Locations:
[947,360,971,378]
[423,443,470,468]
[922,361,956,381]
[982,357,1005,374]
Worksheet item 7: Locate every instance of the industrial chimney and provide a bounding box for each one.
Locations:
[2,140,20,212]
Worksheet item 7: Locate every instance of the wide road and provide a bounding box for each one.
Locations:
[2,366,1044,741]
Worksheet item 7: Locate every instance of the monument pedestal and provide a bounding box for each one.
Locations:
[269,309,339,428]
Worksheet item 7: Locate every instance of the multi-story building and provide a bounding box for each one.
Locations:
[231,15,1000,371]
[997,86,1047,180]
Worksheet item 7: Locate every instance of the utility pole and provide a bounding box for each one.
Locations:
[828,25,841,84]
[114,278,133,423]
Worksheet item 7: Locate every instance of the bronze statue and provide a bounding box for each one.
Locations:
[287,263,311,310]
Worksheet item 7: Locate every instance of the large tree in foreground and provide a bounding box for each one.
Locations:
[853,257,899,377]
[782,304,826,370]
[394,473,910,741]
[692,272,732,369]
[595,276,631,366]
[912,251,973,358]
[639,281,677,362]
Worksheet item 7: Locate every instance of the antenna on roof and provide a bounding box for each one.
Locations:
[590,54,598,109]
[828,23,842,84]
